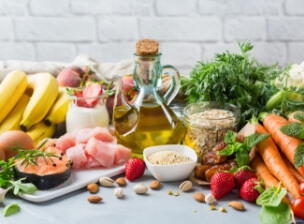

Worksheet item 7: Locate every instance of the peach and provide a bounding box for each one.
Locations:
[57,66,84,87]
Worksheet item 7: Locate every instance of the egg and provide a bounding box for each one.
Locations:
[0,130,34,161]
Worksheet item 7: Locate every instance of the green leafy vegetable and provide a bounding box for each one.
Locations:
[11,178,37,195]
[294,111,304,122]
[3,203,20,217]
[280,122,304,138]
[219,130,270,167]
[259,202,290,224]
[181,41,283,126]
[257,184,291,224]
[256,185,287,207]
[294,143,304,167]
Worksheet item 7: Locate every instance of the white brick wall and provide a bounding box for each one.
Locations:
[0,0,304,75]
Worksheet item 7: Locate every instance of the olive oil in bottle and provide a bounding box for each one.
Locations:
[114,103,185,157]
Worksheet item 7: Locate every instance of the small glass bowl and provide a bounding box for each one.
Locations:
[182,101,240,158]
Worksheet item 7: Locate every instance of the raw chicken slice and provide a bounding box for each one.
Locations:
[92,127,116,143]
[57,133,76,153]
[84,155,102,169]
[85,138,115,168]
[66,144,87,169]
[113,144,131,164]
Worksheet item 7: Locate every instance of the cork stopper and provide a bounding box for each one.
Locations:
[136,39,159,56]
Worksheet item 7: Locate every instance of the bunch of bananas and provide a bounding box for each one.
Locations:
[0,70,70,145]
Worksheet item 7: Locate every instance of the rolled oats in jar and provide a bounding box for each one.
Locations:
[183,102,240,158]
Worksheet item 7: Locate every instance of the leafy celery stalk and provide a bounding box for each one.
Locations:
[266,90,304,111]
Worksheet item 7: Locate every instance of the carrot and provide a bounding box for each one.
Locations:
[250,155,290,205]
[288,110,304,123]
[263,114,304,176]
[282,154,304,183]
[254,122,300,199]
[250,155,279,188]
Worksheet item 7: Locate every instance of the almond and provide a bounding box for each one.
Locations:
[149,180,160,190]
[87,195,103,203]
[87,183,99,193]
[228,201,245,211]
[116,177,126,186]
[193,192,205,202]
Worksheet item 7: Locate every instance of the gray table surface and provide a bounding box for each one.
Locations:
[0,169,302,224]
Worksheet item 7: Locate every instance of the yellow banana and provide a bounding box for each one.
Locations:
[20,73,59,131]
[0,70,28,123]
[0,94,30,134]
[44,87,70,126]
[26,121,56,145]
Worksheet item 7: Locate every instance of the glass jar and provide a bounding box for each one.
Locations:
[66,93,109,133]
[183,101,240,157]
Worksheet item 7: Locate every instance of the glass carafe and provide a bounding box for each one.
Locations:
[113,53,185,158]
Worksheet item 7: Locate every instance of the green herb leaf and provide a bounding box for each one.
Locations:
[224,130,237,145]
[244,133,270,149]
[11,178,37,195]
[259,202,290,224]
[181,41,284,127]
[280,122,304,138]
[256,185,287,207]
[235,148,250,167]
[3,203,20,217]
[294,142,304,167]
[294,111,304,122]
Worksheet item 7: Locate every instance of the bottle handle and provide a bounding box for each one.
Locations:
[161,65,181,105]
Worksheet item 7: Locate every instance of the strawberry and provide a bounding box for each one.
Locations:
[125,158,145,181]
[82,83,103,107]
[210,171,235,199]
[234,167,257,189]
[239,177,263,202]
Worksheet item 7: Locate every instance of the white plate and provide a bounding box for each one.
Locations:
[18,164,125,203]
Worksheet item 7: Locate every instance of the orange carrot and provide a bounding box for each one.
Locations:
[282,154,304,183]
[263,114,303,176]
[250,155,280,188]
[250,155,291,205]
[254,122,300,199]
[288,111,304,123]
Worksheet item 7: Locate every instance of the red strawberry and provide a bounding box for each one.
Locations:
[239,177,263,202]
[125,158,145,181]
[82,83,103,107]
[234,167,257,189]
[210,171,235,199]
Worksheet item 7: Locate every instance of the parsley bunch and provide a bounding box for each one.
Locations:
[181,41,283,126]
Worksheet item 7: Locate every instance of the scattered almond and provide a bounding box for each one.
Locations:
[116,177,126,186]
[149,180,160,189]
[193,192,205,202]
[87,183,99,193]
[228,201,245,211]
[179,180,193,192]
[87,195,103,203]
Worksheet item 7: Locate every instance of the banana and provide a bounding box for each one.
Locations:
[26,121,56,145]
[0,94,30,134]
[44,87,70,126]
[0,70,28,123]
[20,73,59,131]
